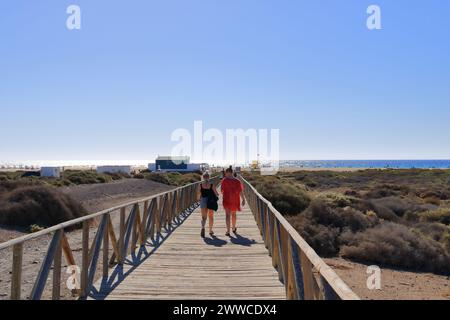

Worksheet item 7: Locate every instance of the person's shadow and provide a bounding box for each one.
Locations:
[230,233,257,247]
[203,235,227,247]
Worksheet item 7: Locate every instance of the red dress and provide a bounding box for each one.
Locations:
[221,177,243,212]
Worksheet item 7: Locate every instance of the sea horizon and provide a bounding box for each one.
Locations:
[1,159,450,170]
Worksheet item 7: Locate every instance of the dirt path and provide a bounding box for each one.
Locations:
[325,257,450,300]
[60,178,174,213]
[0,179,174,300]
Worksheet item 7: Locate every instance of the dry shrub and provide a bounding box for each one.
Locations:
[344,189,360,197]
[144,172,201,186]
[288,215,340,256]
[358,200,400,222]
[106,172,131,180]
[287,198,378,256]
[341,222,450,275]
[364,184,410,199]
[255,180,310,215]
[423,196,441,206]
[305,198,377,232]
[419,190,449,201]
[419,208,450,225]
[63,170,112,185]
[0,186,86,229]
[414,222,450,248]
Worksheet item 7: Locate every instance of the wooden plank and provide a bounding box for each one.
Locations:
[286,235,296,300]
[80,220,90,298]
[61,232,76,266]
[290,238,305,300]
[131,204,141,250]
[30,230,63,300]
[52,233,62,300]
[122,205,137,258]
[119,207,126,264]
[107,217,120,264]
[87,215,108,294]
[11,243,23,300]
[141,201,149,245]
[300,250,316,300]
[145,199,156,241]
[103,215,110,278]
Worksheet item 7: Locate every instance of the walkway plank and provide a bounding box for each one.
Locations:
[92,195,285,300]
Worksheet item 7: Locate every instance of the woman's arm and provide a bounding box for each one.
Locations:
[197,184,201,201]
[239,182,245,206]
[212,184,219,197]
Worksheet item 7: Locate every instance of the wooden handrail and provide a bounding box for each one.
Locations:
[0,180,206,251]
[1,176,220,300]
[240,175,360,300]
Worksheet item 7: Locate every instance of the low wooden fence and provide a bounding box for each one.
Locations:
[0,178,219,300]
[241,176,360,300]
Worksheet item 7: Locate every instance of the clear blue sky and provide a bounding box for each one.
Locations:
[1,0,449,164]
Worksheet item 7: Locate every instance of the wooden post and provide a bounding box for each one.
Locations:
[103,215,110,278]
[107,218,120,265]
[30,230,63,300]
[80,220,90,298]
[52,234,62,300]
[280,225,289,290]
[290,238,305,300]
[87,215,107,294]
[61,233,76,266]
[119,207,125,264]
[285,236,296,300]
[131,204,141,250]
[142,201,149,244]
[265,206,271,252]
[320,275,339,300]
[300,251,316,300]
[275,221,286,283]
[11,243,23,300]
[272,218,279,269]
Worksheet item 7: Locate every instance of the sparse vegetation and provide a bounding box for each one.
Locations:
[340,222,450,274]
[243,174,311,215]
[136,171,202,186]
[0,185,86,230]
[419,208,450,225]
[0,169,129,187]
[243,169,450,275]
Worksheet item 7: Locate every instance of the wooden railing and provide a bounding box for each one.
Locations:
[240,176,360,300]
[0,177,219,300]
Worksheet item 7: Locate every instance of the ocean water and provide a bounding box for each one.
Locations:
[279,160,450,169]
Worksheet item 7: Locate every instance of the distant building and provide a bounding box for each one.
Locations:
[97,166,132,175]
[40,167,62,178]
[148,156,204,172]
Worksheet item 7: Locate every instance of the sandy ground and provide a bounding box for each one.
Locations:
[324,257,450,300]
[0,179,174,300]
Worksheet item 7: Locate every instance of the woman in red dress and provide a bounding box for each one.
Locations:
[221,167,245,236]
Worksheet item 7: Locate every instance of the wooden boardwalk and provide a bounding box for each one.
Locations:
[91,195,286,300]
[0,177,358,300]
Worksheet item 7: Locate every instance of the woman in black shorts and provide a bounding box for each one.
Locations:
[197,172,219,238]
